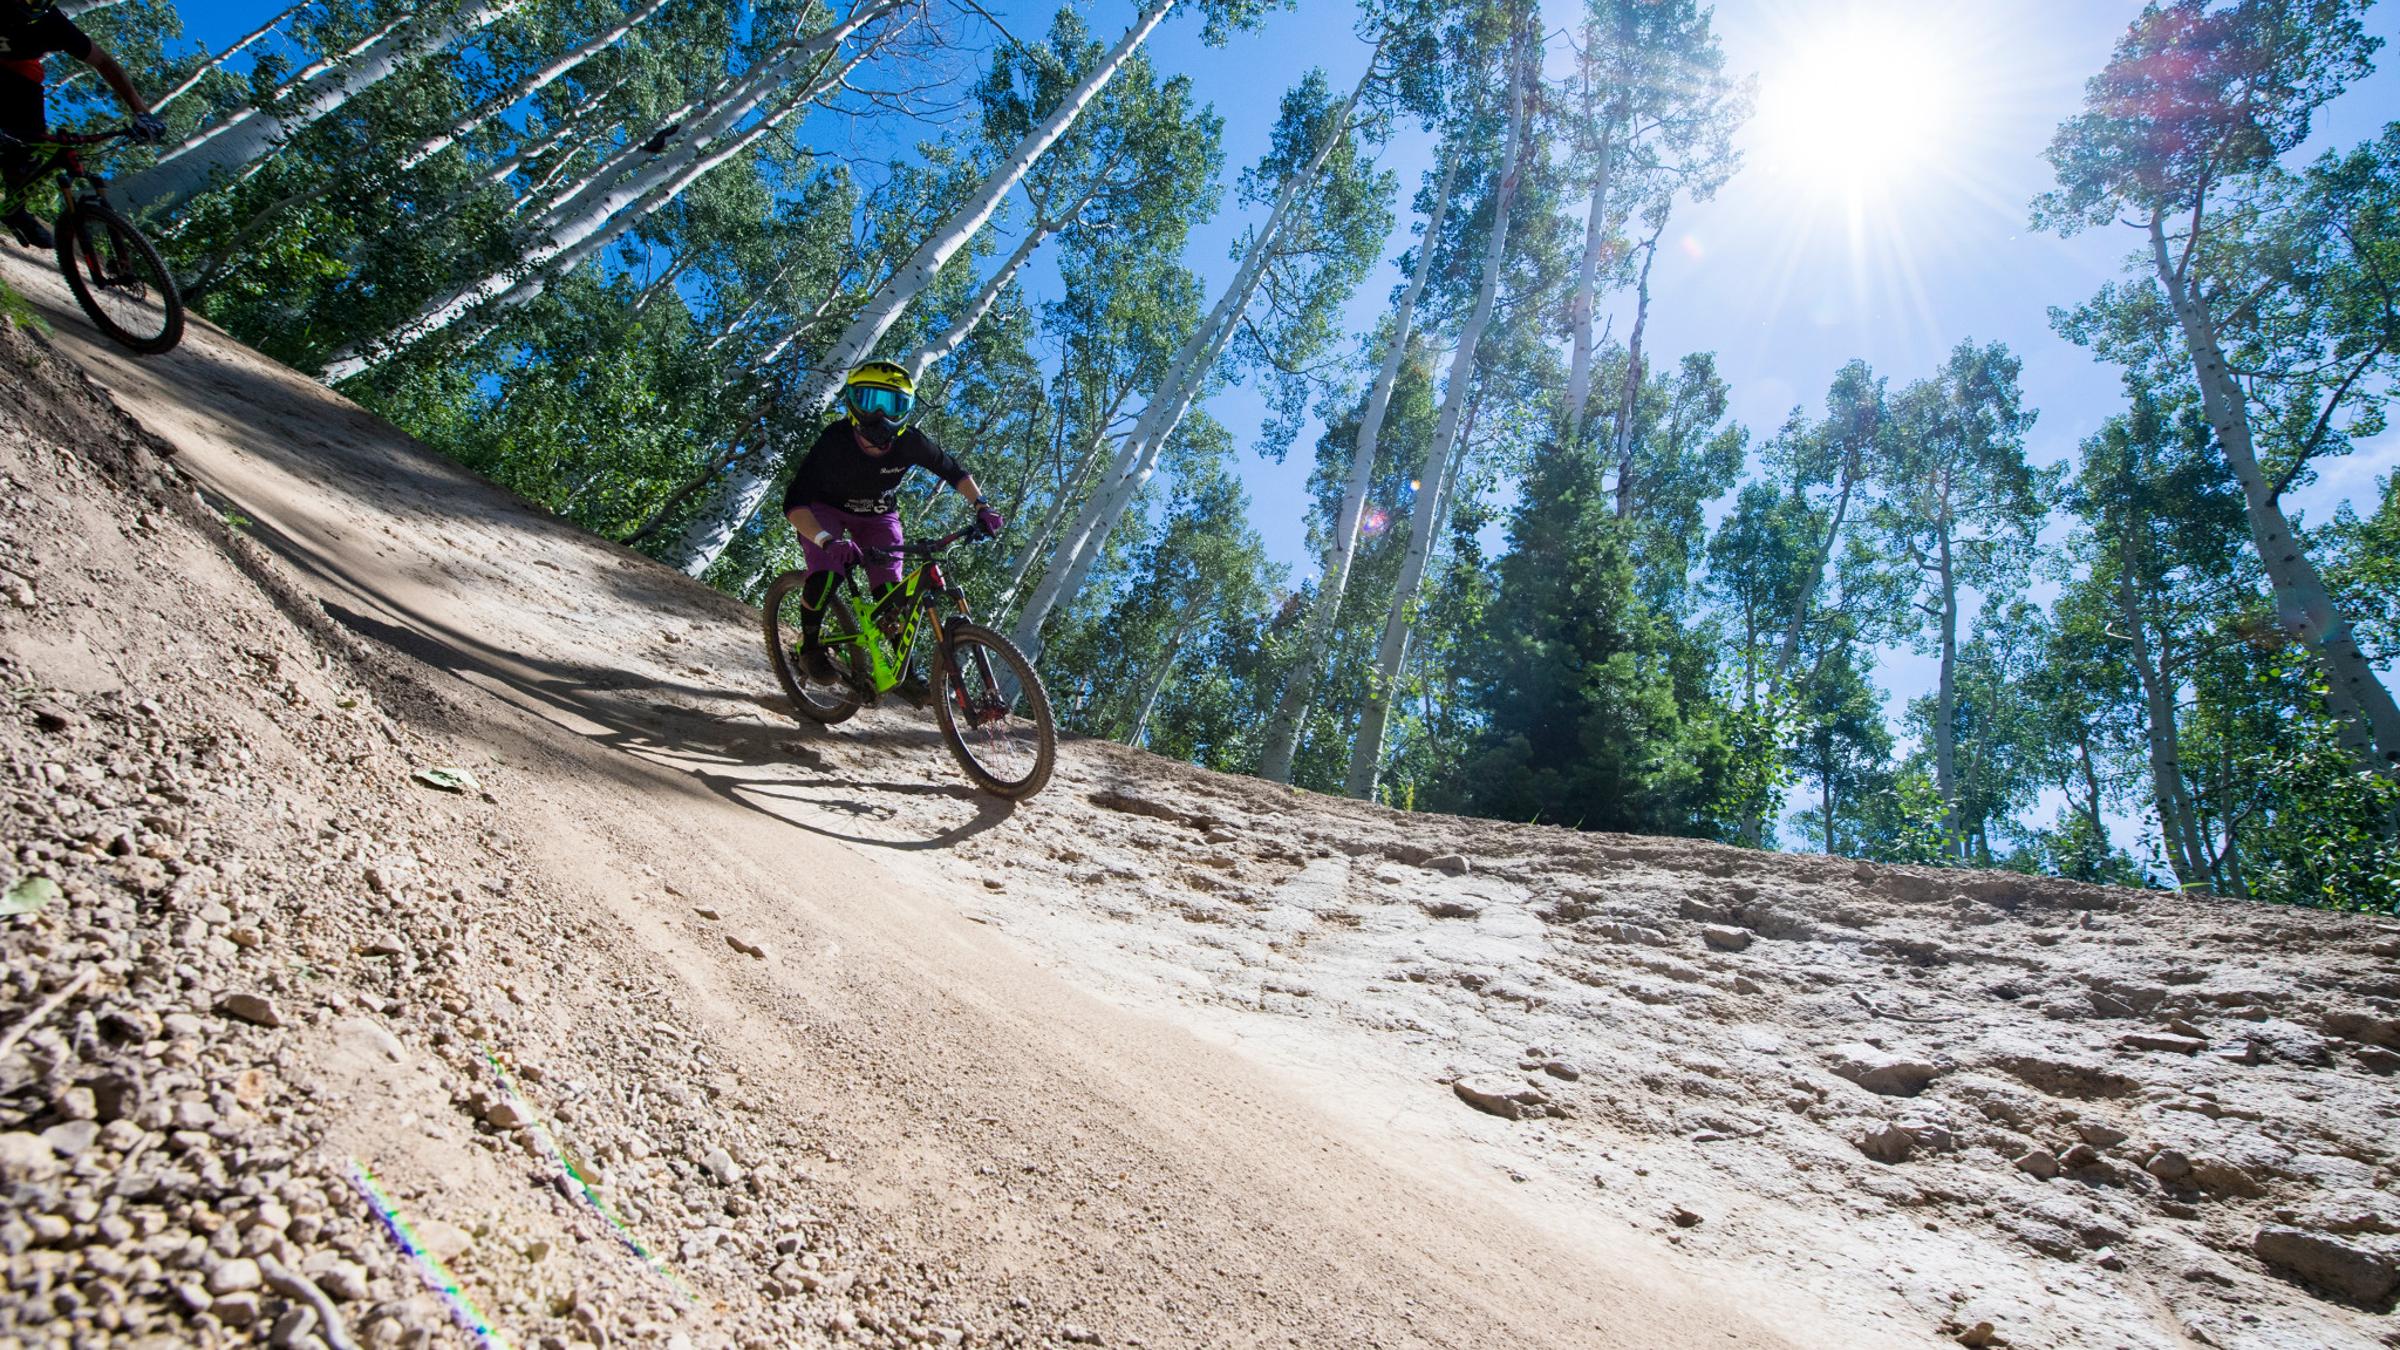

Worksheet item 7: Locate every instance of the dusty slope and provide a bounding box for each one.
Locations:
[0,252,2396,1350]
[0,271,1802,1348]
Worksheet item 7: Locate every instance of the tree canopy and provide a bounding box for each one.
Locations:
[102,0,2400,914]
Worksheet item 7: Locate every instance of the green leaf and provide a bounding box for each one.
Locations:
[411,767,481,794]
[2,875,60,916]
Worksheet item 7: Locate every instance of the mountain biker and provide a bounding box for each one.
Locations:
[782,360,1003,704]
[0,0,163,249]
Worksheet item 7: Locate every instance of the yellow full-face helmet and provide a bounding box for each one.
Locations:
[841,360,915,430]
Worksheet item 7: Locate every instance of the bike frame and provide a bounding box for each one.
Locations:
[0,128,119,217]
[818,529,976,700]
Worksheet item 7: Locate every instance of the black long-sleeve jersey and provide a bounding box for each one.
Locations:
[781,421,968,517]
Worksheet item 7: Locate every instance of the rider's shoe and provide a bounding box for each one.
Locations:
[797,643,839,684]
[896,672,932,708]
[4,210,51,250]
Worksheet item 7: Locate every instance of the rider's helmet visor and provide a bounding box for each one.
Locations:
[846,385,912,422]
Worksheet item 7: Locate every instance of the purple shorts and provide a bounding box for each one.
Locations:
[794,504,905,587]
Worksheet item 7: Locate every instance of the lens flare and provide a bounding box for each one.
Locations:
[1758,14,1958,196]
[351,1162,514,1349]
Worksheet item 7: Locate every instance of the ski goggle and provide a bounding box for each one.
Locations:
[846,384,912,421]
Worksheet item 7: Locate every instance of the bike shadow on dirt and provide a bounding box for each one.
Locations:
[316,590,1016,849]
[705,773,1017,853]
[286,566,1015,854]
[43,305,1021,853]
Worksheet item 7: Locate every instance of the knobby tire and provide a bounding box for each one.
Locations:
[55,199,182,356]
[932,622,1055,800]
[763,570,861,725]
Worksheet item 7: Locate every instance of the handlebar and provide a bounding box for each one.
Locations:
[47,128,136,148]
[858,526,992,562]
[0,126,134,149]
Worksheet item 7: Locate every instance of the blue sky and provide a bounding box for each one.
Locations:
[177,0,2399,846]
[169,0,2400,542]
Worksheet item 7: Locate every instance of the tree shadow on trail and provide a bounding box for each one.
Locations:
[26,273,1025,856]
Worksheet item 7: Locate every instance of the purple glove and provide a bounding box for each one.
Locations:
[974,504,1005,539]
[819,538,865,572]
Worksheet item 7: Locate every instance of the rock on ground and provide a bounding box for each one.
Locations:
[5,257,2400,1350]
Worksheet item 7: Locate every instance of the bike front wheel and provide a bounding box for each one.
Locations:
[763,570,862,725]
[55,199,182,356]
[932,622,1055,800]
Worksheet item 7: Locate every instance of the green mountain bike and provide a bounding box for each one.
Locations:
[0,125,182,356]
[762,528,1057,800]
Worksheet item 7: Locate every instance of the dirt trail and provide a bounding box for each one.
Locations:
[0,266,1812,1347]
[1,254,2397,1350]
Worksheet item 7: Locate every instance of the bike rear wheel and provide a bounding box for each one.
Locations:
[55,199,182,356]
[762,570,863,725]
[932,622,1055,800]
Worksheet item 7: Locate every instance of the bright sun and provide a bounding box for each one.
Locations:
[1758,20,1958,196]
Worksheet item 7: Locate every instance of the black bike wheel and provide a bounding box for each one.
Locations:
[55,200,183,356]
[762,570,862,726]
[932,622,1056,800]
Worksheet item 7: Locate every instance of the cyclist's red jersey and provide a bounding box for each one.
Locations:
[0,2,90,84]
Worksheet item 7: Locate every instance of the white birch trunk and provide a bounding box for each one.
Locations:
[1257,154,1457,783]
[402,0,672,171]
[519,77,717,232]
[747,292,836,370]
[515,32,772,232]
[702,260,812,355]
[1007,42,1386,663]
[2148,215,2400,773]
[903,220,1053,380]
[632,254,691,314]
[477,75,630,191]
[285,15,414,91]
[1344,27,1530,801]
[1610,223,1662,519]
[319,21,879,383]
[2116,551,2210,891]
[119,0,528,216]
[1124,620,1190,747]
[508,139,603,218]
[482,115,581,191]
[154,2,303,114]
[1561,127,1616,442]
[360,75,832,371]
[1769,451,1857,689]
[665,0,1183,578]
[995,402,1131,614]
[997,467,1091,609]
[504,27,835,245]
[1003,232,1261,661]
[1934,528,1961,858]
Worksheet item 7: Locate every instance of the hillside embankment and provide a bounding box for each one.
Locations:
[0,252,2396,1350]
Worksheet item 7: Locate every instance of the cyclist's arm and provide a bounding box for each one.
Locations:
[786,503,828,544]
[899,430,982,506]
[81,44,151,117]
